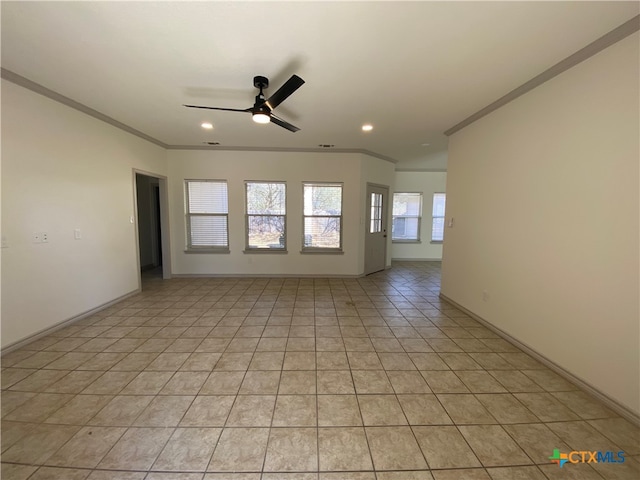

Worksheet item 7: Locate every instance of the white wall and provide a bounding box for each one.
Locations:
[392,171,447,260]
[1,80,167,348]
[167,150,394,276]
[395,149,448,171]
[441,34,639,415]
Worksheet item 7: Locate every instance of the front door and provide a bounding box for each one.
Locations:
[364,184,389,275]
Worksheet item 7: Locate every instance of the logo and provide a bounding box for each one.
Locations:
[549,449,625,468]
[549,449,569,467]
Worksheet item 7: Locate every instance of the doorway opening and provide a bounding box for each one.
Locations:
[135,171,170,284]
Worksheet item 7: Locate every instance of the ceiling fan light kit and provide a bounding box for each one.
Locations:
[252,113,270,124]
[185,74,305,132]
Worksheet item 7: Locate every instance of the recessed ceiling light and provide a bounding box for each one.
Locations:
[421,143,431,147]
[362,124,373,132]
[201,122,214,129]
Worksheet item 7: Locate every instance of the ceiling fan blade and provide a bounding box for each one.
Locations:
[265,74,305,110]
[183,104,250,113]
[270,114,300,133]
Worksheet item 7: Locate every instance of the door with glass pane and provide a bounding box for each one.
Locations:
[364,184,388,275]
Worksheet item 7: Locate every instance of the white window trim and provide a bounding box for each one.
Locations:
[301,182,344,253]
[431,192,446,243]
[392,192,423,243]
[184,179,230,253]
[244,181,288,253]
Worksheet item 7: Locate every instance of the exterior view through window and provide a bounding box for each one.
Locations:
[370,192,383,233]
[303,183,342,250]
[432,193,446,242]
[246,182,286,250]
[392,192,422,241]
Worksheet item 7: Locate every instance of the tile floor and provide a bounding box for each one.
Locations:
[1,261,638,480]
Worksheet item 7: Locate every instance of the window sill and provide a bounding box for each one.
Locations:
[430,240,443,244]
[243,248,288,254]
[184,248,230,254]
[300,249,344,255]
[392,240,422,244]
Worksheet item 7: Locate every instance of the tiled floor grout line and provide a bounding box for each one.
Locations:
[313,304,321,475]
[343,295,379,476]
[2,263,638,480]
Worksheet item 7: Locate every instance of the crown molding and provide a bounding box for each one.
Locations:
[166,145,398,163]
[1,68,169,148]
[1,68,398,163]
[444,15,640,136]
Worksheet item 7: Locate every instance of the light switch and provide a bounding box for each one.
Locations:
[74,229,82,240]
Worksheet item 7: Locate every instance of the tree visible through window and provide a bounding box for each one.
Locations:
[246,182,286,250]
[303,183,342,250]
[392,192,422,241]
[185,180,229,250]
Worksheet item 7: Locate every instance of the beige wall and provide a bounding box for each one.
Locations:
[167,150,395,277]
[441,34,639,415]
[1,80,167,348]
[0,85,398,347]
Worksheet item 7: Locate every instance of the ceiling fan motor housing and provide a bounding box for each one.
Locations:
[253,76,269,89]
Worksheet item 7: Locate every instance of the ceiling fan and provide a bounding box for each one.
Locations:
[184,74,305,132]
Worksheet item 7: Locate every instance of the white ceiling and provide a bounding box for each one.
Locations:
[1,1,637,168]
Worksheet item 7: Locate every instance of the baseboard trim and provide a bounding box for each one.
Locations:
[1,289,141,354]
[391,258,443,262]
[439,293,640,426]
[171,273,365,279]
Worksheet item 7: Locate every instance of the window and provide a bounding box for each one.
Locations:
[245,182,286,250]
[432,193,446,242]
[370,192,383,233]
[185,180,229,251]
[303,183,342,251]
[392,192,422,242]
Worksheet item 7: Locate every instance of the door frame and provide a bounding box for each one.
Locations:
[133,169,172,287]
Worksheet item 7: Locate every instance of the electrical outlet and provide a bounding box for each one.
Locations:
[1,236,8,248]
[33,232,48,243]
[482,290,490,302]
